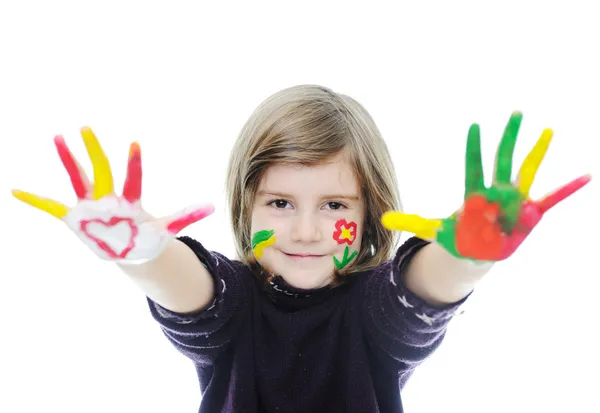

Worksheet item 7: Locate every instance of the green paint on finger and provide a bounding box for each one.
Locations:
[495,112,522,184]
[465,123,485,198]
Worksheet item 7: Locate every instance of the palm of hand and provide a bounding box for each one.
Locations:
[63,197,167,261]
[12,128,213,263]
[382,113,591,261]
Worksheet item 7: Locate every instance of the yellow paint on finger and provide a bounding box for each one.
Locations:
[12,190,69,219]
[81,127,114,199]
[517,128,553,197]
[381,211,442,240]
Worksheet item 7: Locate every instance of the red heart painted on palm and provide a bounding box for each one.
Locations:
[80,217,139,259]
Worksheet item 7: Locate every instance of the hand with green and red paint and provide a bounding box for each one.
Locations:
[382,112,591,262]
[12,127,214,264]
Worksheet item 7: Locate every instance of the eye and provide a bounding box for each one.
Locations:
[324,201,346,210]
[269,199,292,209]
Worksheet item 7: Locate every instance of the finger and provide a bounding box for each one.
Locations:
[80,127,114,200]
[54,135,92,199]
[164,203,215,234]
[516,128,553,198]
[252,230,276,259]
[465,123,485,198]
[11,190,70,219]
[536,174,591,214]
[122,142,142,203]
[381,211,442,240]
[494,112,522,184]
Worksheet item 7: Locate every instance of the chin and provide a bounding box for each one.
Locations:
[279,269,333,290]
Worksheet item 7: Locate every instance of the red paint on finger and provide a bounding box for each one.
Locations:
[537,174,591,213]
[166,205,215,234]
[123,142,142,203]
[54,135,88,199]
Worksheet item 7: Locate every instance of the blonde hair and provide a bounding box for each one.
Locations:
[226,84,402,277]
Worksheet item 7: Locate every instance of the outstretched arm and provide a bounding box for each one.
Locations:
[403,242,493,306]
[118,238,215,314]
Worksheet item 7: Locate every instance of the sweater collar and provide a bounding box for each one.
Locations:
[264,275,353,311]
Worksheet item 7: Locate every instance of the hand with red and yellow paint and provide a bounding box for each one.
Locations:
[12,127,214,264]
[381,112,591,262]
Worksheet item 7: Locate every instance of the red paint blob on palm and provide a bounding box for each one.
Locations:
[456,195,504,260]
[54,135,88,199]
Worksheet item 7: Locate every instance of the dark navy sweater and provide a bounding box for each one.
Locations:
[147,236,468,412]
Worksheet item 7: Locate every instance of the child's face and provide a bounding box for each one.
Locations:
[251,153,365,289]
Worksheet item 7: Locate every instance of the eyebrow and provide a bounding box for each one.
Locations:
[257,190,360,200]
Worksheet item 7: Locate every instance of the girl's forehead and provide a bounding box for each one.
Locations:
[258,159,360,197]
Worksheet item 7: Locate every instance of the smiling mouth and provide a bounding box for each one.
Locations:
[283,252,325,259]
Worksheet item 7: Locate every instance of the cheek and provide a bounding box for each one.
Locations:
[252,209,284,236]
[330,218,363,247]
[250,208,277,260]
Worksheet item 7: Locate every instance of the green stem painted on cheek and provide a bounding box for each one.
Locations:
[333,246,358,270]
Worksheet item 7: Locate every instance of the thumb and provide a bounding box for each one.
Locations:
[158,203,215,234]
[381,211,442,241]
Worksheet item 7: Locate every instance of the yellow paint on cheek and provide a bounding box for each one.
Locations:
[341,227,352,240]
[253,236,276,259]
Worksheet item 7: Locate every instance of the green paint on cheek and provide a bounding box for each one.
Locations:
[252,230,276,259]
[333,246,358,270]
[252,230,275,248]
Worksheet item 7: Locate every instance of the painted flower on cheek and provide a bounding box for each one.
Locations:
[332,219,358,270]
[333,219,357,245]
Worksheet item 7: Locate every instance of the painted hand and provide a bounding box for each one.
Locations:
[12,127,214,264]
[381,112,591,261]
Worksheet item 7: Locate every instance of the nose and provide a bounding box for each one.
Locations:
[290,211,322,243]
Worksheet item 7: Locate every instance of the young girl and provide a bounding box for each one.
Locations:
[12,85,590,412]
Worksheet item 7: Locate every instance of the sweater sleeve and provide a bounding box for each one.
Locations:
[361,236,470,381]
[146,236,251,365]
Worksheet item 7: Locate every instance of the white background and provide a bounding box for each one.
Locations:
[1,1,599,412]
